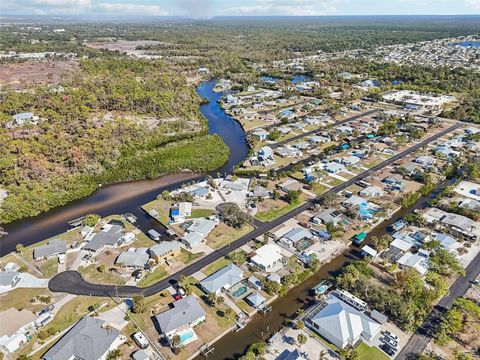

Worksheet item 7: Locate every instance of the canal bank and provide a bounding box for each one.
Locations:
[200,178,454,360]
[0,79,249,256]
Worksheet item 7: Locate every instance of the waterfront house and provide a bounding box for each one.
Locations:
[359,185,384,198]
[170,202,192,223]
[155,296,206,346]
[397,250,430,276]
[199,263,244,294]
[83,224,127,253]
[304,291,380,349]
[312,208,346,226]
[280,227,313,248]
[246,292,266,309]
[33,239,67,260]
[252,129,269,141]
[250,243,285,273]
[43,316,123,360]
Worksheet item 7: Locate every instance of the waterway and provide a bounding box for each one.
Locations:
[449,41,480,48]
[0,80,249,256]
[205,179,452,360]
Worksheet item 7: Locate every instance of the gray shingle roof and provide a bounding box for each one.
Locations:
[155,296,205,335]
[43,316,120,360]
[115,248,149,268]
[84,225,123,252]
[0,272,19,286]
[199,263,244,294]
[283,228,313,243]
[33,239,67,259]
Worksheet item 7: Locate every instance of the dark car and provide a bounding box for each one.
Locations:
[380,344,395,356]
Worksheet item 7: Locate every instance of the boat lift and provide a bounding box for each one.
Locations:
[199,344,214,358]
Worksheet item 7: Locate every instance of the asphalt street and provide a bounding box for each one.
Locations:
[397,249,480,360]
[48,122,463,298]
[269,109,379,149]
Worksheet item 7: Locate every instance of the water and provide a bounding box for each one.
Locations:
[0,80,249,256]
[204,179,452,360]
[260,75,313,84]
[450,41,480,48]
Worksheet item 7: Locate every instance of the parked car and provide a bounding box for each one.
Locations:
[380,343,395,356]
[382,330,399,342]
[381,336,398,348]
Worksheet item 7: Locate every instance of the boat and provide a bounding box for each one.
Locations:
[352,232,367,245]
[312,280,333,299]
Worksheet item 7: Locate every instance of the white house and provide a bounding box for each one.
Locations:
[0,308,36,354]
[250,243,284,273]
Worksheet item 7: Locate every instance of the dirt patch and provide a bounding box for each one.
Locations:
[0,61,78,90]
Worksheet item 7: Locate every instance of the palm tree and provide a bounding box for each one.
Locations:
[318,350,328,360]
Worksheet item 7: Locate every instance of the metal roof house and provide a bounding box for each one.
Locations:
[280,228,313,247]
[42,316,122,360]
[115,248,150,269]
[33,239,67,260]
[304,293,381,349]
[149,241,181,263]
[199,263,244,294]
[154,296,206,342]
[246,292,266,309]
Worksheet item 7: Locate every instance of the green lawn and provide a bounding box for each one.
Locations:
[189,209,215,218]
[78,264,126,285]
[38,258,59,278]
[178,248,204,264]
[137,265,168,287]
[255,195,306,222]
[0,288,51,312]
[202,257,231,276]
[357,342,389,360]
[311,183,328,195]
[206,223,254,249]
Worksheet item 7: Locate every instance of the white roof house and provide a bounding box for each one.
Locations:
[304,293,381,349]
[359,186,384,198]
[390,238,414,252]
[453,181,480,201]
[250,244,284,273]
[397,251,430,276]
[199,264,244,294]
[0,308,36,354]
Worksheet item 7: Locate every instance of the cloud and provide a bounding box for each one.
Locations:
[225,0,342,16]
[465,0,480,10]
[6,0,92,14]
[96,2,168,16]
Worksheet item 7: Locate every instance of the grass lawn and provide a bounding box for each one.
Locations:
[328,178,343,186]
[78,264,126,285]
[311,183,329,195]
[38,258,59,277]
[206,223,254,250]
[255,194,307,222]
[0,288,52,312]
[202,257,231,276]
[177,248,204,264]
[189,208,215,219]
[137,265,168,287]
[357,342,389,360]
[141,198,171,226]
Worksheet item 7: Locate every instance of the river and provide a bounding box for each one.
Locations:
[0,80,249,256]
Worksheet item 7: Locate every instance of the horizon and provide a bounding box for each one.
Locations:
[2,0,480,19]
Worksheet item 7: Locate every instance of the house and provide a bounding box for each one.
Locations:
[0,308,36,354]
[251,146,275,167]
[336,126,353,136]
[278,178,303,193]
[199,263,244,294]
[382,174,405,191]
[402,162,422,176]
[181,218,218,248]
[304,292,380,349]
[149,241,181,263]
[252,129,269,141]
[435,145,459,159]
[43,316,123,360]
[188,187,209,198]
[7,112,40,128]
[453,181,480,201]
[132,350,150,360]
[323,162,345,174]
[309,135,330,144]
[115,248,150,269]
[33,239,67,260]
[397,250,430,275]
[312,208,346,226]
[434,233,458,252]
[338,72,353,80]
[84,224,125,253]
[275,146,302,158]
[338,156,360,167]
[390,238,414,253]
[0,272,21,289]
[154,296,206,345]
[248,276,262,290]
[249,186,272,199]
[415,155,436,168]
[170,202,192,223]
[246,292,266,309]
[280,228,313,248]
[359,186,384,198]
[250,243,284,273]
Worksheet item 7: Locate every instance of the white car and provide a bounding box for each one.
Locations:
[382,330,399,342]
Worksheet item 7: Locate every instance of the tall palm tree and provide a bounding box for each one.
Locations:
[318,350,328,360]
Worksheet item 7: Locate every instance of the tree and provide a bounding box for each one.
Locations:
[318,350,328,360]
[370,235,391,252]
[429,249,465,277]
[297,333,307,345]
[224,307,234,319]
[98,264,107,273]
[132,295,147,314]
[170,334,182,352]
[161,190,171,200]
[207,292,217,306]
[284,190,301,204]
[336,264,361,291]
[220,204,249,229]
[338,347,359,360]
[308,254,320,272]
[15,243,24,254]
[83,214,100,227]
[106,349,121,360]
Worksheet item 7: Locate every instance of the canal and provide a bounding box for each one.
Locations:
[0,80,249,256]
[205,179,453,360]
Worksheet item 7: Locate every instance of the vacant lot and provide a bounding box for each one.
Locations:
[0,61,78,90]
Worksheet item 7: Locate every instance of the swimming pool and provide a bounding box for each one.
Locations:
[179,329,195,344]
[232,285,248,298]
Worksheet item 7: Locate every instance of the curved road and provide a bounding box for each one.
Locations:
[49,122,462,297]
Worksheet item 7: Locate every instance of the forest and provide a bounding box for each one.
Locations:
[0,58,229,223]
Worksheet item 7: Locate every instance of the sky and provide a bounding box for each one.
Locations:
[2,0,480,18]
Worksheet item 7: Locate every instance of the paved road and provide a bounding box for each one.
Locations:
[397,250,480,360]
[270,109,379,149]
[48,122,462,298]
